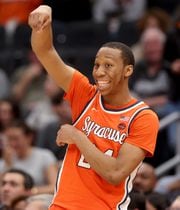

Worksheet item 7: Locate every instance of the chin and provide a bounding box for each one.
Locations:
[99,91,109,97]
[98,87,110,95]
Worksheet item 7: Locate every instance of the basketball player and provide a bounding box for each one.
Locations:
[28,5,159,210]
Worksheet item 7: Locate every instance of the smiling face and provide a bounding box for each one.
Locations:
[4,126,32,157]
[0,173,27,206]
[92,46,133,103]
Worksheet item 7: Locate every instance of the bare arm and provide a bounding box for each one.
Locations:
[28,5,74,92]
[12,63,42,101]
[56,124,146,185]
[34,163,58,194]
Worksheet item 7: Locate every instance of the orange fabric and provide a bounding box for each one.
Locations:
[49,204,66,210]
[52,71,159,210]
[0,0,42,25]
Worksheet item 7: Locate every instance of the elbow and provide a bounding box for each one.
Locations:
[104,170,124,186]
[107,176,122,186]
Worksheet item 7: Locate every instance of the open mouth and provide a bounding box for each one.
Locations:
[96,80,110,91]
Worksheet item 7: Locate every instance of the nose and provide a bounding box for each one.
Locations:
[94,65,106,77]
[2,182,12,192]
[134,176,141,185]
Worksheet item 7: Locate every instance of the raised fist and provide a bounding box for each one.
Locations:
[28,5,52,31]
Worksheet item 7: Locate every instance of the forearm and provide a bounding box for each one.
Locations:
[73,131,123,185]
[32,184,55,195]
[57,125,146,185]
[29,5,75,91]
[12,72,36,101]
[31,23,74,92]
[31,23,53,55]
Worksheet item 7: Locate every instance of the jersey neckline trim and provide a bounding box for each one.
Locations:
[100,95,144,114]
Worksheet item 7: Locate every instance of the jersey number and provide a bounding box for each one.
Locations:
[78,149,113,169]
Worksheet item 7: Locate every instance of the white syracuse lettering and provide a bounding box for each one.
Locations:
[82,116,126,144]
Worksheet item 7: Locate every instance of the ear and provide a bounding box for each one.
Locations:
[124,65,133,78]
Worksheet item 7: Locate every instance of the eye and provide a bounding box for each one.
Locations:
[104,63,112,68]
[1,181,6,186]
[11,182,19,187]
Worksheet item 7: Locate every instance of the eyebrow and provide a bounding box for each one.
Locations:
[1,180,20,186]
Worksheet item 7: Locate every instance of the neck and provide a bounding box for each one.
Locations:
[103,88,133,107]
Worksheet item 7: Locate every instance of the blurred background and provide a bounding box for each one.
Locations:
[0,0,179,209]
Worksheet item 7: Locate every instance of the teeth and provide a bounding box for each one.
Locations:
[97,81,109,84]
[97,81,109,90]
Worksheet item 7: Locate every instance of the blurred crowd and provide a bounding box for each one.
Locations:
[0,0,179,209]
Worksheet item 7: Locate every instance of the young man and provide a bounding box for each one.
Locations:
[0,168,34,210]
[28,5,159,210]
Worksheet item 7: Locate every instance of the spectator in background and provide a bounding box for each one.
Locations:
[137,7,171,34]
[0,99,22,158]
[0,121,58,194]
[37,90,71,161]
[11,51,46,117]
[133,162,157,195]
[0,98,21,133]
[155,175,180,203]
[132,7,171,63]
[128,191,146,210]
[0,70,11,100]
[156,10,180,153]
[0,168,34,210]
[153,20,180,194]
[146,192,170,210]
[10,195,29,210]
[130,28,171,116]
[169,196,180,210]
[146,0,179,16]
[164,9,180,64]
[25,75,61,130]
[25,194,53,210]
[130,27,176,165]
[164,10,180,104]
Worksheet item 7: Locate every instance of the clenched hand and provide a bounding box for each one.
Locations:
[56,124,84,146]
[28,5,52,32]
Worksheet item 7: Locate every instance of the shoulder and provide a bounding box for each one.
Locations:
[32,147,57,159]
[130,107,159,134]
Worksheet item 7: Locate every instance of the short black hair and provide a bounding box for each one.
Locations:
[128,192,146,210]
[4,168,34,190]
[5,120,34,136]
[101,42,135,66]
[146,192,170,210]
[51,90,65,105]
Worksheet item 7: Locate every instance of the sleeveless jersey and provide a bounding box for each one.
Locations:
[51,71,159,210]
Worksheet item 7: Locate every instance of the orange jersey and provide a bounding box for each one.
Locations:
[0,0,42,25]
[50,71,159,210]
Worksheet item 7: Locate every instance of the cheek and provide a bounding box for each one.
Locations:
[92,69,96,78]
[113,73,122,84]
[9,140,24,149]
[8,140,17,148]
